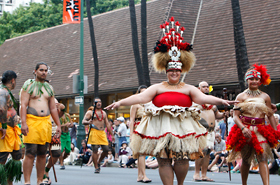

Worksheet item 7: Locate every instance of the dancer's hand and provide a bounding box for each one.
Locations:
[104,102,121,110]
[222,100,239,106]
[56,126,61,137]
[21,124,29,136]
[0,128,6,139]
[271,104,277,112]
[242,127,252,138]
[111,135,115,143]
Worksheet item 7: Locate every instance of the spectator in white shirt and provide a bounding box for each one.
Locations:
[117,117,127,144]
[208,133,227,171]
[227,109,236,133]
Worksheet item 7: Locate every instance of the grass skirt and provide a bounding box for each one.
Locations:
[130,105,207,160]
[226,124,280,164]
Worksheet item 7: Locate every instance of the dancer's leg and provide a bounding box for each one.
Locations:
[240,160,250,185]
[173,159,189,185]
[23,144,37,184]
[157,158,174,185]
[193,158,202,180]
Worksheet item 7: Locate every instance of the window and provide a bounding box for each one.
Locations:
[6,0,12,4]
[0,5,2,12]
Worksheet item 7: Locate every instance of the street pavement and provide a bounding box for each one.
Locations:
[14,165,279,185]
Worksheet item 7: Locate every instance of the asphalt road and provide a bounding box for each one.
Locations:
[14,165,279,185]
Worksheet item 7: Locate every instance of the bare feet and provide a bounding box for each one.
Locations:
[201,176,214,182]
[193,175,202,181]
[193,174,202,181]
[142,177,152,183]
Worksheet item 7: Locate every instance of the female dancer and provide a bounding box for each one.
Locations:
[226,64,280,185]
[106,17,236,185]
[129,85,151,183]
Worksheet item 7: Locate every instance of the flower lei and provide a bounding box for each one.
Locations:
[94,110,104,121]
[202,104,213,110]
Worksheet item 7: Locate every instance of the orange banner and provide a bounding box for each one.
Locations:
[63,0,81,24]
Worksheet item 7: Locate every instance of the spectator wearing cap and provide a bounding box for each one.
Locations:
[118,141,132,167]
[117,117,127,145]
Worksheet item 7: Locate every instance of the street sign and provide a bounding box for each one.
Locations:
[75,96,84,105]
[73,74,88,94]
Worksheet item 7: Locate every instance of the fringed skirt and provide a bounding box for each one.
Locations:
[226,120,280,165]
[130,105,208,160]
[206,131,215,150]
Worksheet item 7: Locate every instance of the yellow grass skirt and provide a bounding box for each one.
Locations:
[23,114,52,145]
[87,128,108,145]
[0,123,21,152]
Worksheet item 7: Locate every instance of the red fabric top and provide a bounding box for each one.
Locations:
[152,92,192,107]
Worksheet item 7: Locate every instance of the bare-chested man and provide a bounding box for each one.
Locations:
[192,81,225,182]
[58,105,73,170]
[82,97,115,173]
[20,62,61,185]
[0,70,21,185]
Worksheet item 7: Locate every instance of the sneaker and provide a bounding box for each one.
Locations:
[60,165,65,170]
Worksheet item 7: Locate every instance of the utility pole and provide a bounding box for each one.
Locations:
[76,0,85,149]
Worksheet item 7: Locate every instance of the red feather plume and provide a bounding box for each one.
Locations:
[253,64,271,85]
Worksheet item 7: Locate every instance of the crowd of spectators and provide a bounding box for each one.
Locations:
[207,111,280,175]
[57,110,280,176]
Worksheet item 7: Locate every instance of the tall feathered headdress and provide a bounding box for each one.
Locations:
[152,17,196,73]
[245,63,271,85]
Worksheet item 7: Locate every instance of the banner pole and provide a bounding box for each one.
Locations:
[77,0,85,149]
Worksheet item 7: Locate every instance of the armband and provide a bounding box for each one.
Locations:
[241,126,245,131]
[276,103,280,111]
[2,123,7,129]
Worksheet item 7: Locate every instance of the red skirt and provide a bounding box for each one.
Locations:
[226,123,280,155]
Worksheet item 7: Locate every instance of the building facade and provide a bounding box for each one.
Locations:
[0,0,43,17]
[0,0,279,122]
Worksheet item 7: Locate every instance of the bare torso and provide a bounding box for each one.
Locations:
[85,109,107,130]
[26,86,51,117]
[194,104,216,130]
[61,113,72,133]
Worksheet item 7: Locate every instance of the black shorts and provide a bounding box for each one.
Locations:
[25,143,49,156]
[0,149,22,163]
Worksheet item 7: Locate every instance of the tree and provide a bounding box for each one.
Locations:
[141,0,150,86]
[0,1,63,45]
[129,0,145,86]
[86,0,99,98]
[231,0,250,91]
[0,0,142,46]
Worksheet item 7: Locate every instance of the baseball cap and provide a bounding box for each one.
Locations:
[117,116,125,122]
